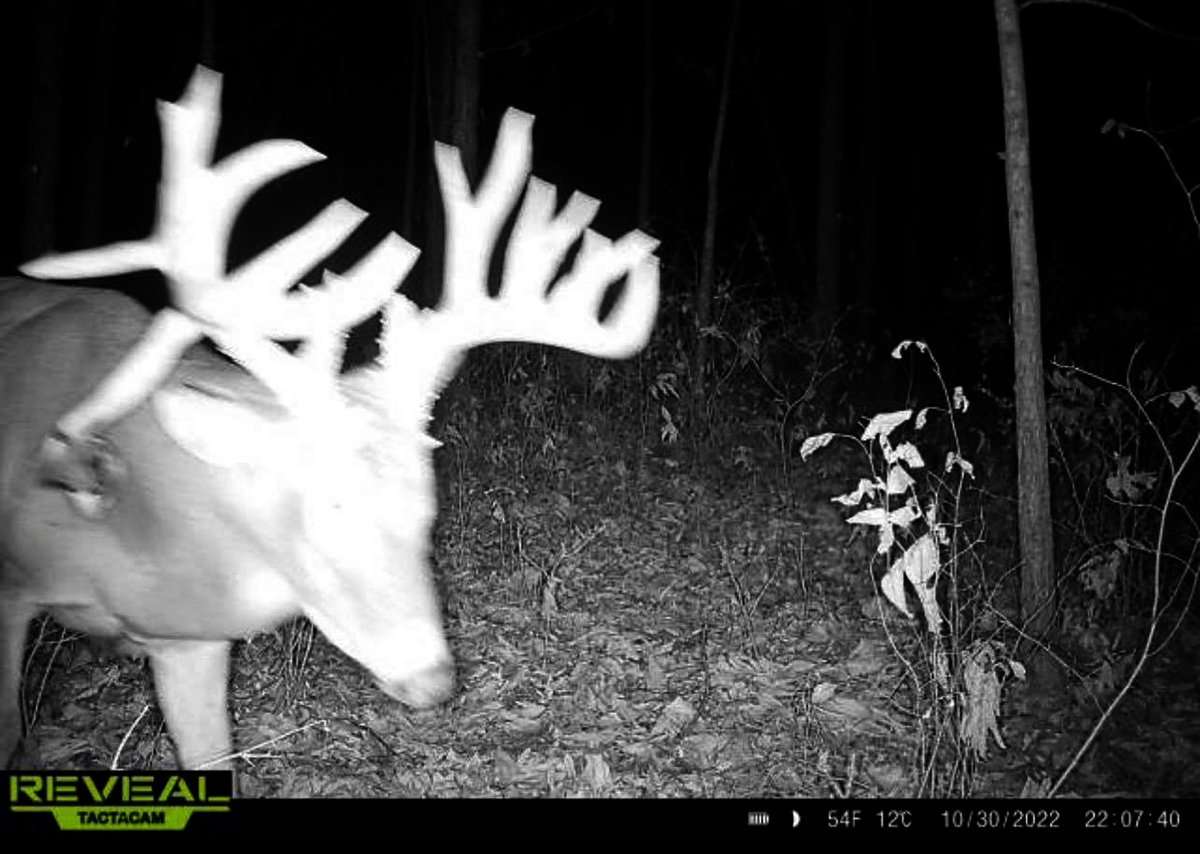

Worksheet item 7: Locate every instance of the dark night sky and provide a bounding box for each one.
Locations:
[5,1,1200,386]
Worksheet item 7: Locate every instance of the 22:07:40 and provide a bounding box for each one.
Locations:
[1084,809,1182,830]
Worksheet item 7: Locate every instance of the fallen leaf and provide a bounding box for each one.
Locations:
[681,733,724,769]
[811,682,837,704]
[581,754,612,791]
[651,696,697,738]
[646,655,667,691]
[494,748,519,786]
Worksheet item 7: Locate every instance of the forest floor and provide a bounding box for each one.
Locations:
[14,373,1200,801]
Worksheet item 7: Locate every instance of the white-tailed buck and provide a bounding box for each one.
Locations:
[0,67,658,773]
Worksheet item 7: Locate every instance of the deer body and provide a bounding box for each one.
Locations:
[0,281,312,641]
[0,280,452,769]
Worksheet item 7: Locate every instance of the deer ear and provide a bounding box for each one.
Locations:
[153,385,284,468]
[37,431,127,519]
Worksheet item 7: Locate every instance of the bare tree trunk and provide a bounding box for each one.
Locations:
[636,2,655,230]
[693,0,740,407]
[747,54,803,306]
[22,2,63,260]
[80,8,116,248]
[199,0,218,66]
[855,3,881,338]
[994,0,1057,681]
[427,0,453,307]
[813,2,848,335]
[401,11,421,238]
[438,0,482,407]
[450,0,481,184]
[421,0,481,308]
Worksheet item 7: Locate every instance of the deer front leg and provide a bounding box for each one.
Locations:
[0,593,35,767]
[148,639,233,772]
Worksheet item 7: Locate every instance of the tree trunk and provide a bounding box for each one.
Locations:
[747,54,803,306]
[450,0,481,185]
[22,2,63,260]
[636,2,655,230]
[854,3,882,339]
[994,0,1057,680]
[421,0,481,309]
[80,9,116,248]
[401,14,421,239]
[693,0,740,408]
[200,0,218,66]
[813,3,848,335]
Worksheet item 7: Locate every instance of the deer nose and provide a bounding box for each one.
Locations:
[380,660,455,709]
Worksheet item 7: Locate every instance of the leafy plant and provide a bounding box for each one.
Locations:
[802,340,1024,792]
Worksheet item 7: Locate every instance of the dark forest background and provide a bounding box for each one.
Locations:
[4,1,1200,389]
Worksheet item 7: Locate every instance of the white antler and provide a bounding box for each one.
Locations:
[375,108,660,425]
[21,67,659,446]
[21,66,417,435]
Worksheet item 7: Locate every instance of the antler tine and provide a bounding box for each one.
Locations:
[21,67,348,322]
[434,108,534,317]
[20,66,417,433]
[227,236,420,415]
[376,107,659,425]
